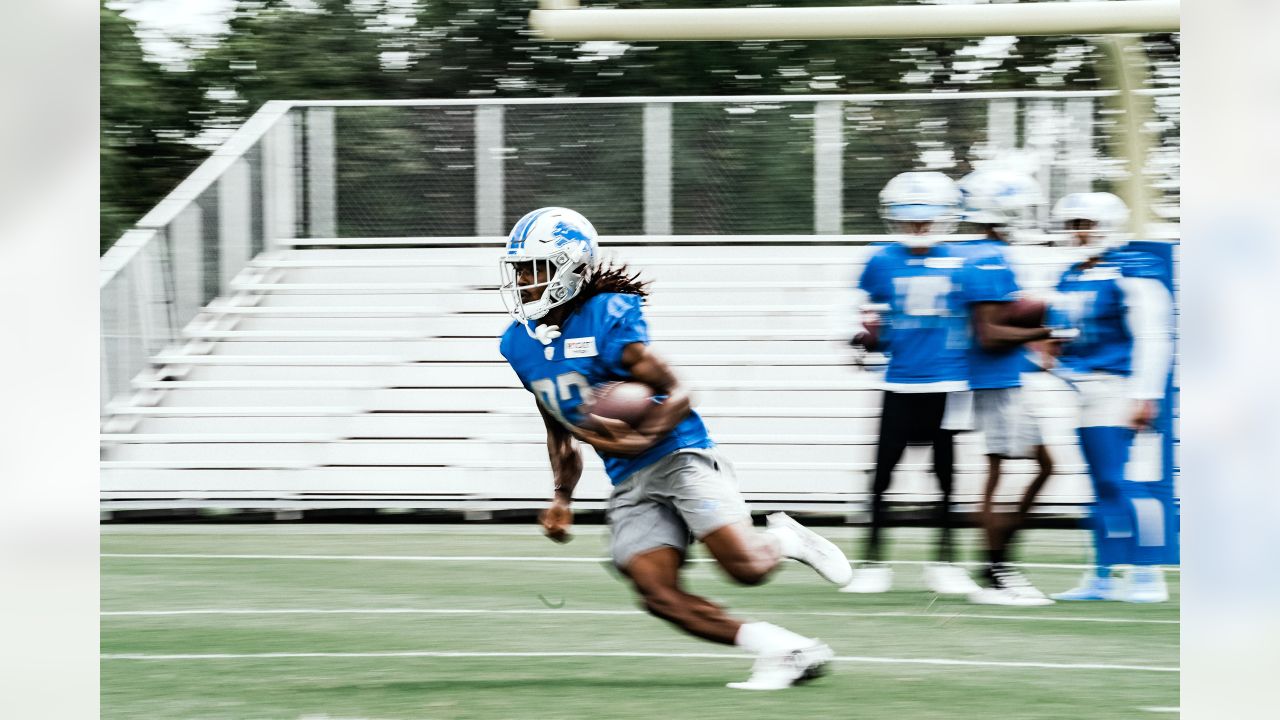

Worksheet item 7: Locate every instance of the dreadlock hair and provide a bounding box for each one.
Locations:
[576,260,651,303]
[543,260,650,321]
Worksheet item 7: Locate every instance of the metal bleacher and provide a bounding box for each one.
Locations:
[101,235,1098,515]
[99,92,1179,516]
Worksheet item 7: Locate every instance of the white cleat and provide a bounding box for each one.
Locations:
[766,513,854,586]
[727,642,835,691]
[923,562,982,595]
[969,563,1054,606]
[839,564,893,593]
[1119,567,1169,603]
[1051,572,1121,601]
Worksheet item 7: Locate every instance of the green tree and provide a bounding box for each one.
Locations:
[100,2,205,252]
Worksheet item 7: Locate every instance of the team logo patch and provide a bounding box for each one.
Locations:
[564,337,598,358]
[544,347,555,361]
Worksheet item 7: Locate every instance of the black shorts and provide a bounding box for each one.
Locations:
[879,391,948,445]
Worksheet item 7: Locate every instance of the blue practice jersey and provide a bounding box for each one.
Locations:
[858,242,969,391]
[952,238,1026,390]
[499,293,714,485]
[1054,249,1167,378]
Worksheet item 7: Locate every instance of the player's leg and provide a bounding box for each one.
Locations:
[971,389,1009,569]
[1113,433,1172,602]
[970,389,1053,604]
[979,454,1004,566]
[1054,378,1132,600]
[1006,443,1055,559]
[623,546,741,643]
[971,445,1054,605]
[610,481,761,643]
[616,512,834,689]
[664,449,852,586]
[923,421,979,594]
[845,391,909,592]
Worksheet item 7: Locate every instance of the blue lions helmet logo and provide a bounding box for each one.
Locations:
[551,221,588,246]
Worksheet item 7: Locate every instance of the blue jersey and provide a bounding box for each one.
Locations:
[953,238,1025,390]
[499,292,714,485]
[858,242,969,390]
[1054,249,1166,377]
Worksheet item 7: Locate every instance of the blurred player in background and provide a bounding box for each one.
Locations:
[952,168,1058,606]
[841,172,980,596]
[1046,193,1175,603]
[498,207,854,690]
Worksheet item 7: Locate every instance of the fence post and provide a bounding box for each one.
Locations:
[813,100,843,235]
[169,204,205,328]
[475,105,505,236]
[218,158,252,293]
[306,107,337,238]
[1064,97,1094,195]
[262,112,298,248]
[987,98,1017,153]
[1026,99,1057,228]
[643,102,673,235]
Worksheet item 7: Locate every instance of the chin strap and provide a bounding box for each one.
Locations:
[531,323,562,346]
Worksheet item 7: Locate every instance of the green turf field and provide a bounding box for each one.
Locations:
[101,524,1178,719]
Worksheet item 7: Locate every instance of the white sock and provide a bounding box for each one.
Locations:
[734,621,813,654]
[764,526,802,558]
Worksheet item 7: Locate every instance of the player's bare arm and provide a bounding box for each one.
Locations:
[538,402,582,543]
[971,302,1052,351]
[573,342,692,457]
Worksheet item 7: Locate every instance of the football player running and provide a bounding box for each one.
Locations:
[951,168,1058,606]
[1046,193,1175,603]
[841,172,981,596]
[498,207,854,690]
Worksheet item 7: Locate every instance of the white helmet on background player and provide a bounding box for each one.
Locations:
[1050,192,1130,253]
[879,171,962,249]
[958,167,1045,243]
[499,207,599,333]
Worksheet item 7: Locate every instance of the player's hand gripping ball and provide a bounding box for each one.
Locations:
[999,297,1048,328]
[850,313,882,350]
[579,381,657,431]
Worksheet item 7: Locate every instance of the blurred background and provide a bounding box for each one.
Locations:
[101,0,1180,250]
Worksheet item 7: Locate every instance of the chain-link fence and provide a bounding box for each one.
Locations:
[320,91,1178,238]
[100,91,1180,412]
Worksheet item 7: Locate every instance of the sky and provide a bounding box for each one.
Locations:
[111,0,238,65]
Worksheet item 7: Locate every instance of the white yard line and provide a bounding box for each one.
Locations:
[100,525,1093,544]
[100,552,1180,572]
[97,649,1178,673]
[100,607,1178,625]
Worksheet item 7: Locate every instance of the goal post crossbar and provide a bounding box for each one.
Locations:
[530,1,1180,42]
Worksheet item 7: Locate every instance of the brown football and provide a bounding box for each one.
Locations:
[1000,297,1048,328]
[581,381,656,429]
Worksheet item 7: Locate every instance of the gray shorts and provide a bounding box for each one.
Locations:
[607,448,751,570]
[973,387,1043,459]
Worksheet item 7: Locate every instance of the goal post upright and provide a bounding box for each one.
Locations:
[529,0,1181,237]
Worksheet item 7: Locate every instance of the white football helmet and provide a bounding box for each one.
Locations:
[958,167,1045,243]
[1050,192,1130,252]
[498,207,599,332]
[879,171,962,249]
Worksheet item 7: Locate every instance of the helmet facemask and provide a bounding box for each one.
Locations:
[1050,193,1130,255]
[498,241,593,330]
[882,212,959,249]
